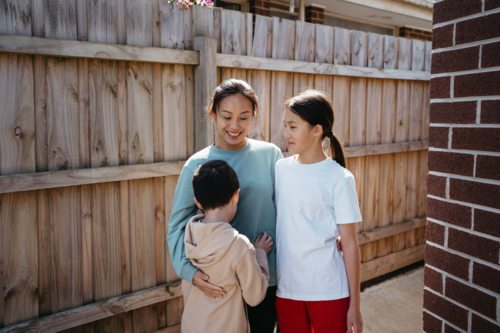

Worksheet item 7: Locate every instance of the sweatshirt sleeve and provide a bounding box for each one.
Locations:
[235,247,270,307]
[166,165,199,284]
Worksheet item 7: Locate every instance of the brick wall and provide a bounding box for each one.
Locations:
[305,5,324,25]
[424,1,500,332]
[400,26,433,42]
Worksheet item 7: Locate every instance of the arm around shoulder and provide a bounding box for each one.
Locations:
[235,247,270,307]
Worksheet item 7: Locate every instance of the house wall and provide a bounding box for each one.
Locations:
[424,0,500,332]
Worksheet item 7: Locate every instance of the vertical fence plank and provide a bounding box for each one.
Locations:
[252,15,272,58]
[397,37,412,71]
[0,52,38,327]
[221,10,246,55]
[160,2,185,50]
[183,6,193,50]
[363,78,382,262]
[0,0,32,35]
[334,28,350,65]
[126,0,152,47]
[185,66,196,156]
[411,40,425,72]
[163,65,187,161]
[249,70,272,142]
[367,33,383,69]
[332,76,350,148]
[270,17,295,151]
[88,0,118,44]
[315,25,334,64]
[212,7,222,53]
[425,41,432,73]
[351,30,367,67]
[294,21,315,95]
[44,0,77,40]
[383,36,397,70]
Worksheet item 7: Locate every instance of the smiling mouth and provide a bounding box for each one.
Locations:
[227,131,242,139]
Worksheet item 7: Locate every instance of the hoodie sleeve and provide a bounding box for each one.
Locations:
[235,247,270,307]
[166,165,199,284]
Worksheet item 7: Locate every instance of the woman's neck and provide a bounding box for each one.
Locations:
[215,137,248,151]
[295,142,328,164]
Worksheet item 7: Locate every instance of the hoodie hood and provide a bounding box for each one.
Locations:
[184,214,239,269]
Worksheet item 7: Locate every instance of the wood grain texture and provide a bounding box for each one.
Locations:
[117,61,127,165]
[191,5,213,38]
[358,216,426,245]
[184,65,195,157]
[88,0,118,44]
[424,41,432,73]
[160,2,185,50]
[163,65,187,161]
[125,0,152,47]
[270,72,292,151]
[44,0,77,40]
[334,28,350,65]
[332,76,350,147]
[383,36,397,70]
[367,33,383,69]
[1,191,38,327]
[351,30,367,67]
[295,21,315,63]
[34,55,48,172]
[0,282,182,333]
[221,10,246,55]
[315,25,334,64]
[0,0,32,36]
[212,8,222,53]
[397,37,412,71]
[37,189,52,317]
[214,54,430,81]
[411,40,425,72]
[249,70,271,142]
[252,15,272,58]
[271,17,295,60]
[0,35,200,65]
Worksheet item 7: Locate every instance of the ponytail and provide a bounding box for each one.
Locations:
[285,89,347,168]
[327,132,347,168]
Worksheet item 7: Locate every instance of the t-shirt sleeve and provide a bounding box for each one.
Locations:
[333,174,362,224]
[166,164,199,284]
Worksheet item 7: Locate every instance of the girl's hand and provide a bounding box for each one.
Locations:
[193,270,226,300]
[346,306,363,333]
[254,231,273,253]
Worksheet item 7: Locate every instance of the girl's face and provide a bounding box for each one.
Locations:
[283,108,322,155]
[213,93,254,151]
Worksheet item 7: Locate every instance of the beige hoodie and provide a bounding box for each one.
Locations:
[181,214,270,333]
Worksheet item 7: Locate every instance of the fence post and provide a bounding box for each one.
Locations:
[193,6,217,152]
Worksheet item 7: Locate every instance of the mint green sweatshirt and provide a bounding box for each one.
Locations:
[167,139,283,286]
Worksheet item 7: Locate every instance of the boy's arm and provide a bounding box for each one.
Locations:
[166,166,199,284]
[339,223,364,333]
[235,247,270,307]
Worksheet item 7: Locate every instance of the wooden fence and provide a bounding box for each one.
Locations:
[0,1,430,332]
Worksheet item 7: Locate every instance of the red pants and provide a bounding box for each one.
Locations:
[276,296,350,333]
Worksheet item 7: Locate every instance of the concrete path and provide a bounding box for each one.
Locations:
[361,267,424,333]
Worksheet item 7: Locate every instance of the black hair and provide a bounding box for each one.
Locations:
[285,89,347,168]
[192,160,240,210]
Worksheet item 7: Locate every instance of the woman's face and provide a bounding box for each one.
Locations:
[213,93,254,151]
[283,108,321,155]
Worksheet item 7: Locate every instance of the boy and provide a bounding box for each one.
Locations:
[181,160,272,333]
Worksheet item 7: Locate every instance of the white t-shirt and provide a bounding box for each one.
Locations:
[275,156,362,301]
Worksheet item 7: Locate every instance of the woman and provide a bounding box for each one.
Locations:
[167,79,283,332]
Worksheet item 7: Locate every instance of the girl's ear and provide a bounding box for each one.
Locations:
[314,124,323,137]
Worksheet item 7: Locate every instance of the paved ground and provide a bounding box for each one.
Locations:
[361,267,424,333]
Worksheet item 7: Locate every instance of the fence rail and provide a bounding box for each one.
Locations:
[0,2,430,332]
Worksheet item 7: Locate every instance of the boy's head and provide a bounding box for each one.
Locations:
[192,160,240,217]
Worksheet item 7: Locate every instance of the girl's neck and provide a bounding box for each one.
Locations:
[295,142,328,164]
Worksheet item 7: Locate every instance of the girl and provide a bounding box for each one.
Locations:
[275,89,363,333]
[167,79,282,332]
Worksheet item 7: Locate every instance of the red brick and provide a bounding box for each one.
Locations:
[456,13,500,45]
[428,174,447,197]
[432,24,453,50]
[427,198,472,228]
[425,266,443,293]
[452,128,500,153]
[431,47,480,74]
[481,100,500,124]
[450,178,500,210]
[426,220,446,245]
[448,227,500,264]
[429,127,449,148]
[446,277,497,319]
[423,290,469,330]
[430,101,477,124]
[431,77,451,99]
[433,0,482,25]
[454,72,500,97]
[481,42,500,68]
[424,311,443,333]
[425,245,470,280]
[485,0,500,11]
[473,262,500,294]
[474,209,500,238]
[476,155,500,180]
[472,313,500,332]
[428,151,475,176]
[445,325,462,333]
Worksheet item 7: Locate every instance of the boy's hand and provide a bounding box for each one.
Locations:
[193,270,226,300]
[254,231,273,254]
[337,236,342,252]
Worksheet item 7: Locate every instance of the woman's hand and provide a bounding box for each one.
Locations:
[193,270,226,300]
[254,231,273,253]
[346,305,363,332]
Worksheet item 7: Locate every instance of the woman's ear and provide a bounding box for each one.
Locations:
[211,110,216,121]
